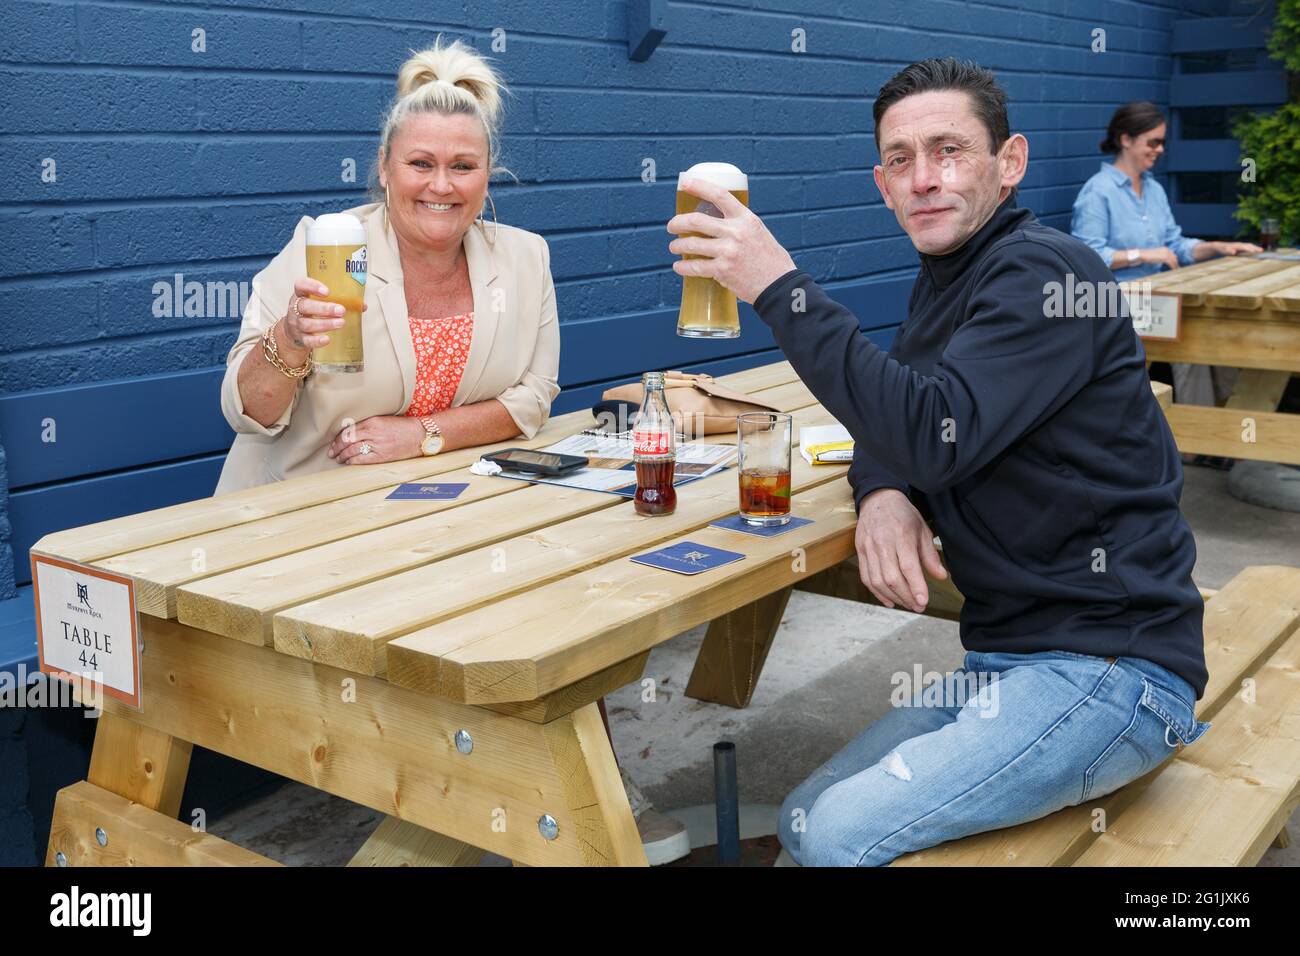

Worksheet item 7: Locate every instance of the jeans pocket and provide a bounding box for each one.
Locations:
[1081,676,1207,802]
[1139,675,1211,747]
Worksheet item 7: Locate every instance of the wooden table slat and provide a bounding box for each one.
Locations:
[1155,258,1285,300]
[1264,282,1300,312]
[1205,262,1300,309]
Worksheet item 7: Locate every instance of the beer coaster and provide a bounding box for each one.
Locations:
[386,482,469,501]
[710,514,813,537]
[630,541,746,575]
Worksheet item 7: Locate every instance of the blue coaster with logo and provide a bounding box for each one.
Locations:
[630,541,746,576]
[386,482,469,501]
[710,514,813,537]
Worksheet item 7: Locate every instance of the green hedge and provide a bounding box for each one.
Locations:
[1234,0,1300,242]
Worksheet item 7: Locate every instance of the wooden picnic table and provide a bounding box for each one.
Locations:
[1140,252,1300,465]
[34,361,1174,868]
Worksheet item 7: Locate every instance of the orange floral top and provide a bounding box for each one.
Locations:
[405,311,475,417]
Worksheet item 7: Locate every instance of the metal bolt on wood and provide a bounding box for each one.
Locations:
[538,814,559,841]
[454,730,473,754]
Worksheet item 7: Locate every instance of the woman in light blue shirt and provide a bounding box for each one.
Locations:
[1072,101,1258,455]
[1072,101,1258,281]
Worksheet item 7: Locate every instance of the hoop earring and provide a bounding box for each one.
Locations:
[384,183,391,208]
[477,191,499,244]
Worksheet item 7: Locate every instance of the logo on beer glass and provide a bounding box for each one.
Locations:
[346,246,368,286]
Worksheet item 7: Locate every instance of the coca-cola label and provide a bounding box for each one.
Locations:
[633,428,671,455]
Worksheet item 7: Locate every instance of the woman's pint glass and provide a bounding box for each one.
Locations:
[737,412,792,526]
[306,213,368,372]
[676,162,749,339]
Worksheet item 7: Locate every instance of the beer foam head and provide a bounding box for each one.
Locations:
[678,162,748,192]
[307,213,366,246]
[379,37,508,176]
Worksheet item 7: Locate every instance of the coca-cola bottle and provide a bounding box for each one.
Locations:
[633,371,677,516]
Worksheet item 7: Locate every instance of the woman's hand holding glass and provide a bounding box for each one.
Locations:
[280,276,367,364]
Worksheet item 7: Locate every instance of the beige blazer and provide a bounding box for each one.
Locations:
[215,201,560,495]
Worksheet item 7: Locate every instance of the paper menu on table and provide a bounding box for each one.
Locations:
[491,432,739,497]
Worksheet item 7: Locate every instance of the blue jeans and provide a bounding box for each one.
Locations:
[777,650,1211,867]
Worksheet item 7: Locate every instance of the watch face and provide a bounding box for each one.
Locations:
[422,434,444,456]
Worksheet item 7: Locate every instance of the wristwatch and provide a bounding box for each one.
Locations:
[1126,248,1141,265]
[418,416,444,456]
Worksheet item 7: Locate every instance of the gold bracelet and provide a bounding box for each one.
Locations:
[261,319,313,380]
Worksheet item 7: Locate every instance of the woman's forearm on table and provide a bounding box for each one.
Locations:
[236,323,308,428]
[433,398,524,452]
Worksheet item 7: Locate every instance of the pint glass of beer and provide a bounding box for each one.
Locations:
[676,162,749,339]
[306,213,368,372]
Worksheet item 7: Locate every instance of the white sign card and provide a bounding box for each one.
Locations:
[31,554,142,710]
[1122,283,1181,341]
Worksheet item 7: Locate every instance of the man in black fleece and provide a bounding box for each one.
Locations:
[667,58,1210,866]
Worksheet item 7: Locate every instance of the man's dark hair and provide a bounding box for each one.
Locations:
[1100,101,1165,154]
[873,58,1010,155]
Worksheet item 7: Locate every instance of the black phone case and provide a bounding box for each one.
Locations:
[484,450,587,477]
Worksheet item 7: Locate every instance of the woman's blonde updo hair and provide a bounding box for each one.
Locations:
[379,37,507,174]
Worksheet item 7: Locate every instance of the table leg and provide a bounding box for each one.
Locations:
[1224,369,1291,412]
[539,702,646,866]
[685,586,792,709]
[46,713,198,867]
[348,815,485,867]
[87,713,193,817]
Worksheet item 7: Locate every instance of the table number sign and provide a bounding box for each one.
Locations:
[1122,283,1181,341]
[30,554,142,709]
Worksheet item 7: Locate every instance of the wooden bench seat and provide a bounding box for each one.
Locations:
[864,564,1300,866]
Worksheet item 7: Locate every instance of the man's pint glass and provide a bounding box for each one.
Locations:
[306,213,368,372]
[676,162,749,339]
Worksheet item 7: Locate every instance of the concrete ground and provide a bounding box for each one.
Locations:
[210,464,1300,866]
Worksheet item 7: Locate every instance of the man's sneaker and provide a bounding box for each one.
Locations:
[620,766,690,865]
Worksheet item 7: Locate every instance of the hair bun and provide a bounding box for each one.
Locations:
[396,40,502,126]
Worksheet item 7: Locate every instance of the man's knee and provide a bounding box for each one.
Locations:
[800,772,912,867]
[776,785,815,863]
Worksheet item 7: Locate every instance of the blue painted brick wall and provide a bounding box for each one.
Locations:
[0,0,1228,596]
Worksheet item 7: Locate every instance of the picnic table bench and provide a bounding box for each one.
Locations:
[36,359,1294,867]
[1141,253,1300,466]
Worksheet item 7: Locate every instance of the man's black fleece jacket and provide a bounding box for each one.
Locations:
[752,191,1207,698]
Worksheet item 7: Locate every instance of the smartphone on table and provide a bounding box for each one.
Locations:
[482,448,589,477]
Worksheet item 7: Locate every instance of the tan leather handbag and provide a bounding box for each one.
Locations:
[600,371,782,436]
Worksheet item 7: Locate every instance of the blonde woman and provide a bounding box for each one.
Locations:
[216,39,559,493]
[213,39,686,864]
